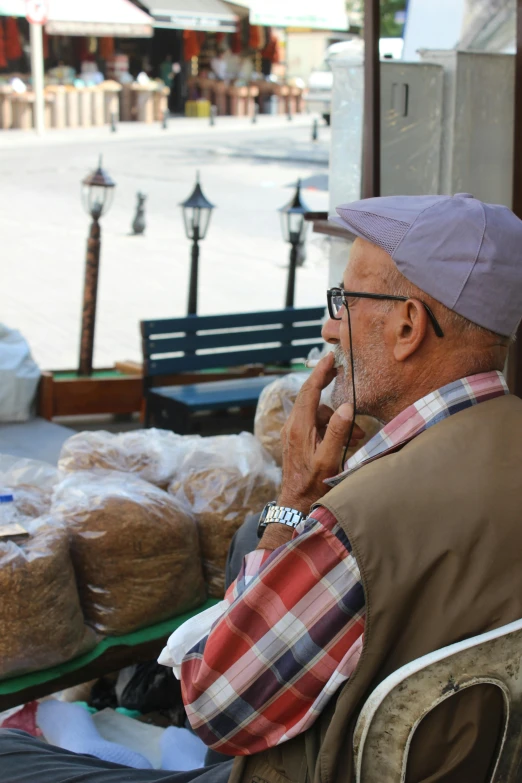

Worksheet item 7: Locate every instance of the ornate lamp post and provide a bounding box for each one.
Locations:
[180,172,215,315]
[78,157,116,376]
[279,179,309,308]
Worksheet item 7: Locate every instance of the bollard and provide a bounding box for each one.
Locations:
[252,103,259,124]
[287,107,292,121]
[210,105,217,126]
[162,109,168,130]
[132,192,147,235]
[111,112,117,133]
[312,118,318,142]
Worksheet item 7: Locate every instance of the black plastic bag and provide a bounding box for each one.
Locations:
[119,661,184,715]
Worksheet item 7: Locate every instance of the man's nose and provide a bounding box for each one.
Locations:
[322,315,340,344]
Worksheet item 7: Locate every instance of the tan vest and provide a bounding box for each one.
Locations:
[230,394,522,783]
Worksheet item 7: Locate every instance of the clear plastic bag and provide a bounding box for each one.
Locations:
[168,433,281,598]
[0,455,59,518]
[51,470,206,635]
[0,514,96,678]
[254,373,310,465]
[58,429,201,490]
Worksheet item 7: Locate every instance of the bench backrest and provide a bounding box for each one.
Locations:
[141,307,326,379]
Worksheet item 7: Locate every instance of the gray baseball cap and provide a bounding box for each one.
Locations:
[331,193,522,337]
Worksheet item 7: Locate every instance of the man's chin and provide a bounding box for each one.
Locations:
[330,371,352,410]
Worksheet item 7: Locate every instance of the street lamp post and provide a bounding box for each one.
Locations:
[180,173,215,315]
[279,179,309,308]
[78,157,116,376]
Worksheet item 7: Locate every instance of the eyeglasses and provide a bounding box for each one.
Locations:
[326,288,444,338]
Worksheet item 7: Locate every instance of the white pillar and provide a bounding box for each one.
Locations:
[29,22,45,135]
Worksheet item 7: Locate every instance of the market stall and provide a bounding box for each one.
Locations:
[0,0,157,130]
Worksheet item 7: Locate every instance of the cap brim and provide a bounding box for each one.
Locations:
[329,215,370,242]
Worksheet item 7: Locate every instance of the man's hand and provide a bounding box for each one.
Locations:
[277,352,365,515]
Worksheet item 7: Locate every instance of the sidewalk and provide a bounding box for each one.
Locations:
[0,115,330,166]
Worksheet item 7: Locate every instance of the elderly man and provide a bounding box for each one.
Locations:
[2,192,522,783]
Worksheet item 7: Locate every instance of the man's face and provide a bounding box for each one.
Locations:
[322,239,400,420]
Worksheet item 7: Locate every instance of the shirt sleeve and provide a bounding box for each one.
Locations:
[180,506,366,756]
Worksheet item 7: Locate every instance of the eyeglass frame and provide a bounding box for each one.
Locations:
[326,288,445,338]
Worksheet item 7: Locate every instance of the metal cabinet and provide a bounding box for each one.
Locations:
[420,50,514,207]
[381,62,443,196]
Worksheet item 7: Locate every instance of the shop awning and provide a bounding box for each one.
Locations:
[237,0,349,31]
[143,0,238,33]
[0,0,154,38]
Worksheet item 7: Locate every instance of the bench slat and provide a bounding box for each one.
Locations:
[147,324,322,356]
[147,342,321,376]
[141,307,326,338]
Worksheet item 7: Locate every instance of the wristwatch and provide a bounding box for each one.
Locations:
[257,501,306,538]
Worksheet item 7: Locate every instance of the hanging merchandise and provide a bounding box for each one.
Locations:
[5,17,22,62]
[248,24,261,50]
[183,30,201,61]
[231,22,241,55]
[262,31,281,64]
[43,30,49,60]
[0,21,6,70]
[88,36,97,55]
[99,37,115,60]
[215,32,226,46]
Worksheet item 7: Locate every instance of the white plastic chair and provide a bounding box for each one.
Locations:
[353,618,522,782]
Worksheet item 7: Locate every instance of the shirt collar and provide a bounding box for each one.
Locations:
[325,370,509,488]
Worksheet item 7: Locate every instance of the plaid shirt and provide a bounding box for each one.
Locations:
[181,371,508,755]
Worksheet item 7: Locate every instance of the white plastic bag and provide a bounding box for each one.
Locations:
[0,324,40,422]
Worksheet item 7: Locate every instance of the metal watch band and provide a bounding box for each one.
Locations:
[257,502,305,537]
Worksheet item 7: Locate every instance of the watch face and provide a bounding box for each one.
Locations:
[257,501,276,538]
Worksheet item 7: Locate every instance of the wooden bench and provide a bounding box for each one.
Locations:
[141,307,325,433]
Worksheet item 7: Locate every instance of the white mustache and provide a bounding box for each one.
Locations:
[333,346,349,370]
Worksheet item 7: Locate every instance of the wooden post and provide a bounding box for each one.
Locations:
[78,218,101,376]
[362,0,381,198]
[511,0,522,397]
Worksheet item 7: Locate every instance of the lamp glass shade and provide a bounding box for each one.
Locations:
[180,175,215,240]
[81,158,116,219]
[279,179,309,244]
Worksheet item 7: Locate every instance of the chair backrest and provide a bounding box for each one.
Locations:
[141,307,326,379]
[353,618,522,782]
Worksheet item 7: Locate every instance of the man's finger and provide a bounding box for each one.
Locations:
[316,402,355,464]
[316,403,334,430]
[293,353,336,424]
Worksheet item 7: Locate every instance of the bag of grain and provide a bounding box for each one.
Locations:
[0,455,59,518]
[168,432,281,598]
[254,373,383,466]
[51,470,206,635]
[58,429,200,490]
[254,373,310,465]
[0,515,96,678]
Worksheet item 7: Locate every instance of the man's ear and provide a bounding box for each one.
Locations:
[393,299,429,362]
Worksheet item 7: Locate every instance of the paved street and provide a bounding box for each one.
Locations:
[0,116,331,370]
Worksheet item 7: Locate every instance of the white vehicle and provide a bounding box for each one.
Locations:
[304,37,404,124]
